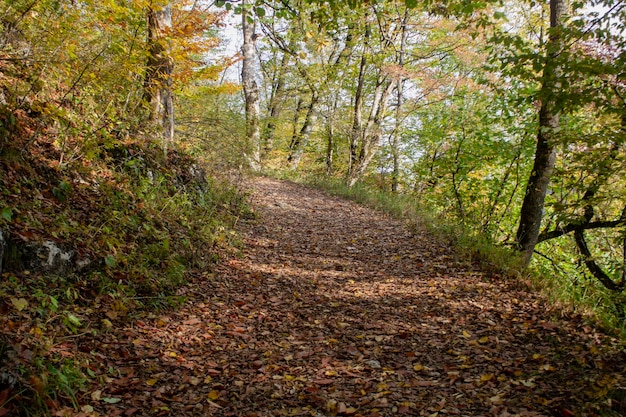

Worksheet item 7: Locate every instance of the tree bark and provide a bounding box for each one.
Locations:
[261,18,356,169]
[144,2,174,153]
[242,0,261,171]
[263,49,291,157]
[391,9,409,193]
[325,93,340,175]
[515,0,568,265]
[288,92,319,169]
[346,9,405,187]
[347,74,394,187]
[288,97,305,151]
[348,40,367,179]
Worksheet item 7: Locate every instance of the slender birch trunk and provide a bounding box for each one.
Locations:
[241,0,261,171]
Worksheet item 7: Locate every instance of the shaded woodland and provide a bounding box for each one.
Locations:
[0,0,625,415]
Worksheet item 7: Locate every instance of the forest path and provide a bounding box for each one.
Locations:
[92,177,624,417]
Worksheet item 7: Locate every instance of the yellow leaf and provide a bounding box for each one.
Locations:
[327,399,338,412]
[168,351,177,357]
[345,407,358,414]
[208,390,220,400]
[412,364,424,371]
[325,370,338,376]
[462,330,471,338]
[532,353,543,360]
[284,375,294,381]
[11,297,28,311]
[480,373,494,382]
[489,394,503,404]
[102,319,113,328]
[478,336,489,344]
[146,378,158,386]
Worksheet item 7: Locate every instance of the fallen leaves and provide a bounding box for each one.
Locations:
[26,177,624,417]
[10,297,28,311]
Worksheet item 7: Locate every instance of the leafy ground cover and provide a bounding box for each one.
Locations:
[0,107,248,415]
[17,176,622,417]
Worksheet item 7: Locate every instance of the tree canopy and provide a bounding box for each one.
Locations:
[1,0,626,413]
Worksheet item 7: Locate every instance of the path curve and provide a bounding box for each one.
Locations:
[92,177,625,417]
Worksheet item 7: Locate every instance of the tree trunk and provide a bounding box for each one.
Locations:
[144,2,174,153]
[348,43,367,179]
[325,93,340,176]
[263,50,291,157]
[515,0,567,265]
[288,92,319,169]
[347,74,394,187]
[391,10,409,193]
[241,0,261,171]
[288,97,305,151]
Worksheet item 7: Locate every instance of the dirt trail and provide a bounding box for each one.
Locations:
[91,177,625,417]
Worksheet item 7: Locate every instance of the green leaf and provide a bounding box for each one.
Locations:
[49,295,59,311]
[493,11,506,20]
[1,207,12,222]
[102,397,121,404]
[66,313,82,327]
[255,7,265,17]
[405,0,417,8]
[215,0,225,6]
[105,255,116,267]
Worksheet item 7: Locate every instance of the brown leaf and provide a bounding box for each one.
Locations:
[314,378,335,385]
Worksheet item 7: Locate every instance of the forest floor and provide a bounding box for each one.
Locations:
[83,177,625,417]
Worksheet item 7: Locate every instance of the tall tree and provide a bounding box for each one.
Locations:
[145,1,174,152]
[241,0,262,171]
[346,6,401,187]
[260,9,357,169]
[515,0,568,265]
[391,8,409,193]
[263,49,291,157]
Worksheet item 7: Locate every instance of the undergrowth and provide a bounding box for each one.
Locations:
[288,174,626,339]
[0,106,251,415]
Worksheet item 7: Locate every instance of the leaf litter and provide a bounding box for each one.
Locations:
[78,177,625,416]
